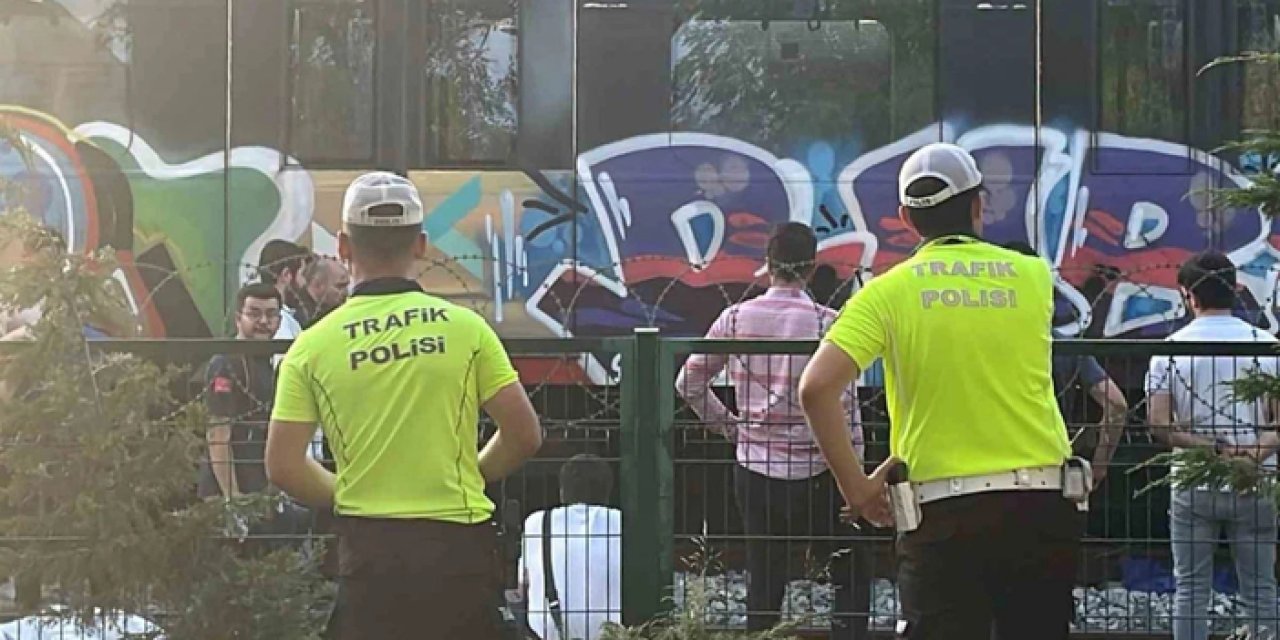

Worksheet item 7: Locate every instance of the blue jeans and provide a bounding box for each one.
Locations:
[1171,489,1279,640]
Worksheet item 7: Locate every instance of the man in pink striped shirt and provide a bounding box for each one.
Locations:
[676,223,869,640]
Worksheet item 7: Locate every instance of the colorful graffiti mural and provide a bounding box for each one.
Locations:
[837,125,1280,338]
[0,107,314,337]
[445,125,1279,348]
[4,104,1279,381]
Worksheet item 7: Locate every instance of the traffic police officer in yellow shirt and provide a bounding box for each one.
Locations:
[799,143,1085,640]
[265,172,543,639]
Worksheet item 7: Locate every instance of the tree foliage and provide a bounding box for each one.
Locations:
[671,0,933,154]
[290,1,377,162]
[1133,447,1275,498]
[1099,2,1188,140]
[424,0,519,163]
[0,121,329,638]
[289,0,518,163]
[600,537,811,640]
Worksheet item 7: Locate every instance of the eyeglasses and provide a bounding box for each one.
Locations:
[241,309,282,322]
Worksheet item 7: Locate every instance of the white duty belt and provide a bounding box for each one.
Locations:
[913,464,1064,505]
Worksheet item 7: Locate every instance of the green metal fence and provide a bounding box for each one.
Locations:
[658,335,1280,638]
[4,334,1280,638]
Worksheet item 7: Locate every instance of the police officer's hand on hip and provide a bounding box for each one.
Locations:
[800,144,1084,640]
[265,172,542,640]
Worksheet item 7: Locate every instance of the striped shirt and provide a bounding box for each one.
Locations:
[675,285,864,480]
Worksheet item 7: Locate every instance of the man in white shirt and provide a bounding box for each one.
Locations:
[1145,251,1280,640]
[519,454,622,640]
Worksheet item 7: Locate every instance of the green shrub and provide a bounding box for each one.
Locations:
[0,122,330,639]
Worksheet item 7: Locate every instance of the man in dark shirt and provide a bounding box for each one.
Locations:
[199,283,282,499]
[1006,242,1128,488]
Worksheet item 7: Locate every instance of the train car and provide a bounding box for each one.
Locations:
[4,0,1280,594]
[2,1,1277,358]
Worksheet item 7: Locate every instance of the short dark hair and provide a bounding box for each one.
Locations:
[346,224,420,265]
[258,240,310,285]
[235,282,282,313]
[903,178,980,239]
[766,222,817,282]
[559,454,613,505]
[809,263,837,296]
[1178,251,1236,311]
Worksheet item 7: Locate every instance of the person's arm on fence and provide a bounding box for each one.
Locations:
[266,355,335,509]
[476,322,542,483]
[674,311,737,438]
[1084,359,1128,488]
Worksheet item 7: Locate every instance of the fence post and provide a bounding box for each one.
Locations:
[652,331,676,621]
[621,327,673,625]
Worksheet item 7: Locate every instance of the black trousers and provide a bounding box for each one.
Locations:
[895,491,1083,640]
[733,466,873,640]
[325,516,502,640]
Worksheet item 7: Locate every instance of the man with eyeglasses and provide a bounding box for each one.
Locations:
[199,282,285,502]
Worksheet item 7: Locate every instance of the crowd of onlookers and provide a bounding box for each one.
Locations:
[672,225,1280,640]
[0,227,625,638]
[203,240,626,639]
[3,220,1280,639]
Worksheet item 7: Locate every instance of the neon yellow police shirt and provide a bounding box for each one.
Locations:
[272,279,519,523]
[825,236,1070,483]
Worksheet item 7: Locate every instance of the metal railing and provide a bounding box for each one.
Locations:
[3,334,1279,638]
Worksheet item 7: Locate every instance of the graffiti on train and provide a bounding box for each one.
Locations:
[4,107,1278,360]
[519,125,1278,349]
[0,107,312,337]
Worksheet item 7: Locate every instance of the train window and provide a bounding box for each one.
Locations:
[287,0,377,165]
[1098,0,1189,143]
[671,18,894,154]
[420,0,518,167]
[0,0,131,127]
[1238,2,1280,132]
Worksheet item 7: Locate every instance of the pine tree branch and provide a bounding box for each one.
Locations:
[1130,448,1277,497]
[0,179,328,636]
